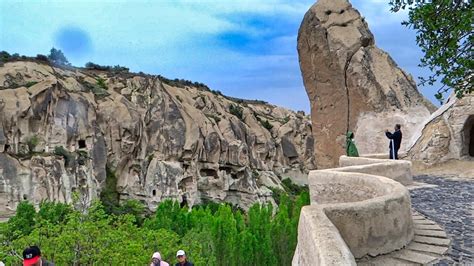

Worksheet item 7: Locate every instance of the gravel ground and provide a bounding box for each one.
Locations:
[410,175,474,265]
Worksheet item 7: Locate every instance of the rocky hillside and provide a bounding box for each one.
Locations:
[0,59,315,212]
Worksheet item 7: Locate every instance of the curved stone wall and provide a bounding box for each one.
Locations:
[293,156,414,265]
[337,156,413,185]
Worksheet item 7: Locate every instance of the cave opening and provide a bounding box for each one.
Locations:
[78,139,86,149]
[152,189,156,196]
[463,115,474,157]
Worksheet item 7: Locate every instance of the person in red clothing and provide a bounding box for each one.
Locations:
[22,246,54,266]
[175,250,194,266]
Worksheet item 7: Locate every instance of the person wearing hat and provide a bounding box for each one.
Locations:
[175,250,193,266]
[22,246,54,266]
[150,251,170,266]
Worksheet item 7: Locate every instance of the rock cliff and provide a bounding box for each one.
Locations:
[0,60,315,212]
[407,93,474,163]
[297,0,435,168]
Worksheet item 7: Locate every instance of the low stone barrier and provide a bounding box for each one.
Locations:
[338,156,413,185]
[293,156,414,265]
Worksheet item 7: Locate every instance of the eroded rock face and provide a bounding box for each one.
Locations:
[407,94,474,163]
[0,60,315,211]
[298,0,435,168]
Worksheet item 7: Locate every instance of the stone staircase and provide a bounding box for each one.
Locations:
[357,211,450,265]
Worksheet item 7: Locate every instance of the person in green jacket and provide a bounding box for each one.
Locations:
[346,131,359,157]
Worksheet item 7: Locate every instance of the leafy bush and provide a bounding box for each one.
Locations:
[260,119,273,131]
[26,135,40,153]
[48,48,70,66]
[96,77,108,90]
[53,146,74,167]
[229,104,243,120]
[85,62,129,73]
[35,54,49,62]
[157,75,210,91]
[25,81,38,88]
[205,114,221,124]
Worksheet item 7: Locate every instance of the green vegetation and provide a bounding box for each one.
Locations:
[85,62,129,73]
[96,77,108,90]
[25,81,38,88]
[205,114,221,124]
[0,189,309,265]
[48,48,70,66]
[229,104,244,120]
[53,146,74,167]
[176,95,183,103]
[390,0,473,101]
[260,119,273,131]
[157,75,210,91]
[26,135,40,153]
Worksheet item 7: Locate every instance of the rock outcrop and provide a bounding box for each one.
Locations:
[407,93,474,163]
[0,60,315,212]
[297,0,435,168]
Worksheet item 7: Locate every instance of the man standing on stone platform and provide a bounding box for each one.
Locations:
[385,124,402,159]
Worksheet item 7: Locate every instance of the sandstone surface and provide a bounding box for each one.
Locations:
[0,60,315,211]
[297,0,435,168]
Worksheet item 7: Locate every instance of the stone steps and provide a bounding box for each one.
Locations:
[357,211,451,265]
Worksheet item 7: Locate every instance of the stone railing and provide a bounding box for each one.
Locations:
[293,156,414,265]
[337,155,413,185]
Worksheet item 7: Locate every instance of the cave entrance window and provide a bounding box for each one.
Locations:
[78,140,86,149]
[463,115,474,157]
[4,144,9,152]
[152,189,156,196]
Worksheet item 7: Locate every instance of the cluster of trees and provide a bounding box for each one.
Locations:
[0,189,309,265]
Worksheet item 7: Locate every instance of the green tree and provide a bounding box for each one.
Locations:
[8,201,36,238]
[48,48,70,66]
[212,205,237,266]
[390,0,473,101]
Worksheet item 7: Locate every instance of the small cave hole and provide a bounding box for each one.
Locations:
[325,10,332,15]
[340,9,345,14]
[152,189,156,196]
[78,139,86,149]
[4,144,10,152]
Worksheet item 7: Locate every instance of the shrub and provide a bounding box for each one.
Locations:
[96,77,108,90]
[25,81,38,88]
[0,51,10,62]
[229,104,243,120]
[53,146,74,166]
[260,119,273,131]
[35,54,49,62]
[26,135,40,152]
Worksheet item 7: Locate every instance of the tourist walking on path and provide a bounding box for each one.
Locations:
[346,131,359,157]
[175,250,194,266]
[150,252,170,266]
[385,124,402,159]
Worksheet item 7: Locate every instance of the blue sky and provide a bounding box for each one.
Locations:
[0,0,440,112]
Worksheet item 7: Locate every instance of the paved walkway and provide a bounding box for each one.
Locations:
[357,211,451,265]
[410,175,473,265]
